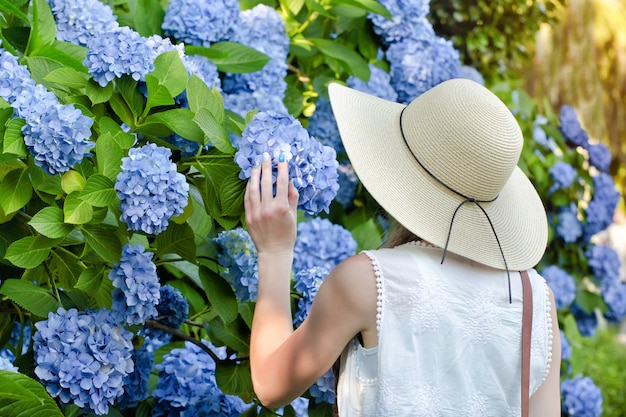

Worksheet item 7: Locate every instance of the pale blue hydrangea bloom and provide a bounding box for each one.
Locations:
[115,143,189,235]
[0,321,30,363]
[560,330,571,361]
[347,64,398,102]
[458,65,485,85]
[584,173,620,239]
[293,218,357,274]
[290,397,310,416]
[48,0,119,47]
[214,228,259,302]
[559,105,589,149]
[309,369,336,404]
[186,54,222,91]
[587,143,611,172]
[223,90,288,118]
[548,161,577,192]
[561,375,603,417]
[368,0,431,44]
[117,345,154,409]
[555,203,583,243]
[109,244,160,325]
[571,304,597,337]
[307,98,344,154]
[0,49,94,175]
[387,34,461,103]
[293,266,330,327]
[162,0,239,47]
[336,162,359,208]
[540,265,576,311]
[0,356,18,372]
[585,244,621,283]
[234,111,339,216]
[152,341,245,417]
[33,308,134,415]
[600,279,626,324]
[153,284,189,330]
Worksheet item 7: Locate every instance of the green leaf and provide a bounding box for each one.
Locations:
[0,280,59,317]
[155,222,197,263]
[4,236,58,268]
[85,79,114,105]
[206,316,250,354]
[0,168,32,215]
[0,0,29,22]
[186,75,213,113]
[311,38,370,81]
[141,109,205,143]
[3,118,27,157]
[194,107,233,154]
[109,93,136,127]
[334,0,391,19]
[63,192,93,225]
[26,0,56,55]
[117,76,145,119]
[61,170,86,194]
[219,172,245,216]
[215,361,254,402]
[79,174,117,207]
[81,225,122,264]
[199,266,238,324]
[43,67,88,91]
[28,207,74,239]
[186,42,270,74]
[0,370,64,416]
[307,400,334,417]
[95,133,124,181]
[133,0,165,37]
[50,249,83,288]
[33,42,87,73]
[144,74,175,111]
[74,266,106,296]
[144,51,188,112]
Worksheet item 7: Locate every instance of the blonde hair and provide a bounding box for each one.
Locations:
[382,220,420,248]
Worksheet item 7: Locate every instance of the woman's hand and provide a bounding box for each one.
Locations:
[244,151,299,257]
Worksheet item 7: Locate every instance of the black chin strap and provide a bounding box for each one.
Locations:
[399,107,512,303]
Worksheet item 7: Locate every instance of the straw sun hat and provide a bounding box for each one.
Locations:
[328,79,548,271]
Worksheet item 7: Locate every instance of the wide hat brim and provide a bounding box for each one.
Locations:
[328,81,548,271]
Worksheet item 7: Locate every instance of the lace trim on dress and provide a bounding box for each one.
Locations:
[539,279,554,390]
[362,251,383,338]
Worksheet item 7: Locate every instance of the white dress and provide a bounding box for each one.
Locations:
[336,242,554,417]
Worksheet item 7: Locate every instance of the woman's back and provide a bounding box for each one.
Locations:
[337,242,554,417]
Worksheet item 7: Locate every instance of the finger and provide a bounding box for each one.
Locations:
[275,152,289,201]
[260,152,273,202]
[288,178,300,211]
[247,160,261,204]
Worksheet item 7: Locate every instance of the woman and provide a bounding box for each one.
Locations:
[244,79,561,416]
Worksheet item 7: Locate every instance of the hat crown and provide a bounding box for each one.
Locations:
[401,79,522,201]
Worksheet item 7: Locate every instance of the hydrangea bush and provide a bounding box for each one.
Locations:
[0,1,622,416]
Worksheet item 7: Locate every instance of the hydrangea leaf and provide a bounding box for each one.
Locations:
[199,266,238,324]
[142,109,205,144]
[155,222,196,263]
[81,225,122,264]
[133,0,165,37]
[63,192,94,225]
[3,118,27,157]
[186,74,212,113]
[43,67,88,91]
[204,316,250,354]
[109,93,136,127]
[0,168,32,215]
[214,361,255,403]
[0,0,29,22]
[335,0,392,19]
[26,0,56,55]
[194,107,233,154]
[144,74,176,112]
[0,279,59,318]
[85,79,114,105]
[28,207,74,239]
[0,370,64,417]
[74,266,105,296]
[311,38,371,82]
[308,400,334,417]
[149,50,188,99]
[116,76,145,119]
[78,174,117,208]
[95,133,124,181]
[61,170,86,194]
[50,249,83,288]
[219,171,246,217]
[187,42,270,74]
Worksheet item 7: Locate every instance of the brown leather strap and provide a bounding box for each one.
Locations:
[520,270,533,417]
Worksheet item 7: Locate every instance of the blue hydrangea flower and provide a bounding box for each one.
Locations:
[386,34,461,103]
[223,90,288,118]
[584,173,620,239]
[234,111,339,216]
[214,228,259,302]
[549,161,577,192]
[307,98,344,154]
[309,369,336,404]
[532,115,550,147]
[571,304,598,338]
[540,265,576,311]
[152,340,245,417]
[109,244,160,325]
[33,308,134,415]
[151,284,189,332]
[117,345,154,409]
[0,356,18,372]
[0,48,36,104]
[115,143,189,235]
[347,64,398,102]
[561,375,603,417]
[560,330,572,361]
[585,244,620,283]
[458,65,485,85]
[48,0,119,47]
[162,0,239,47]
[556,203,583,243]
[293,218,357,274]
[186,54,222,91]
[368,0,431,44]
[587,143,611,172]
[0,321,31,362]
[600,279,626,324]
[290,397,310,416]
[559,105,589,149]
[293,266,330,327]
[336,162,359,208]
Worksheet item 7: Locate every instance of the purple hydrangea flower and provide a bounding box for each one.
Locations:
[540,265,576,311]
[214,228,259,302]
[234,111,339,216]
[293,266,330,327]
[336,162,359,208]
[347,64,398,102]
[48,0,119,47]
[561,375,603,417]
[307,98,344,154]
[585,244,621,283]
[600,279,626,324]
[309,369,336,404]
[33,308,134,415]
[368,0,431,44]
[386,34,461,103]
[115,143,189,235]
[162,0,239,47]
[117,345,154,409]
[587,143,612,172]
[571,304,598,337]
[556,203,583,243]
[584,173,620,239]
[559,105,589,149]
[560,330,572,361]
[109,244,160,325]
[293,218,357,274]
[152,341,245,417]
[549,161,577,192]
